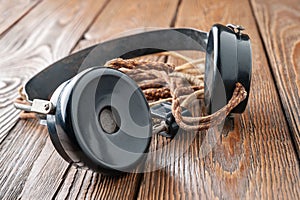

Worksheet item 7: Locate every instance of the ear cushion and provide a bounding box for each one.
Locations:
[47,67,152,175]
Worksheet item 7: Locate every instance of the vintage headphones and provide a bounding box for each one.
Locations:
[14,24,251,175]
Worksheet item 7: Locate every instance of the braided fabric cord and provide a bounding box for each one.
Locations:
[105,57,247,131]
[16,55,247,131]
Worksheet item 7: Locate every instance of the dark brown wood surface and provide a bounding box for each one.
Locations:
[0,0,109,199]
[138,0,300,199]
[0,0,299,199]
[250,0,300,156]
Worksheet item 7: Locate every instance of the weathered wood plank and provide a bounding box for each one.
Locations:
[18,131,68,200]
[55,166,142,200]
[137,0,300,199]
[0,0,109,199]
[0,0,109,141]
[53,0,179,199]
[75,0,180,51]
[0,120,59,200]
[0,0,41,35]
[250,0,300,156]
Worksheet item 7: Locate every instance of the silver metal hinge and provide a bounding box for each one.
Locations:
[226,24,245,35]
[14,99,54,115]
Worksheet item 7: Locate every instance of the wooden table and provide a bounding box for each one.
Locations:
[0,0,299,199]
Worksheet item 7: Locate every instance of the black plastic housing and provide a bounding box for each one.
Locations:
[205,24,252,114]
[47,67,152,175]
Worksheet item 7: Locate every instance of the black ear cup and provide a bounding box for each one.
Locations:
[205,24,252,114]
[47,67,152,175]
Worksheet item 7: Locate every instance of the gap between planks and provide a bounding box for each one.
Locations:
[249,0,300,161]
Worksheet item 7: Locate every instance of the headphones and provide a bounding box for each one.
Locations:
[15,24,251,175]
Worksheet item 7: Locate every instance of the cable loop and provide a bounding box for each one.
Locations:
[105,53,247,132]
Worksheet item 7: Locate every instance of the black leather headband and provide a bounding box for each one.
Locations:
[24,28,208,101]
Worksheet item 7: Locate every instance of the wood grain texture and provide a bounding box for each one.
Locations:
[250,0,300,156]
[0,121,68,200]
[53,0,179,199]
[0,0,41,35]
[0,0,299,199]
[0,0,108,142]
[75,0,180,51]
[54,166,143,200]
[137,0,300,199]
[0,0,109,198]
